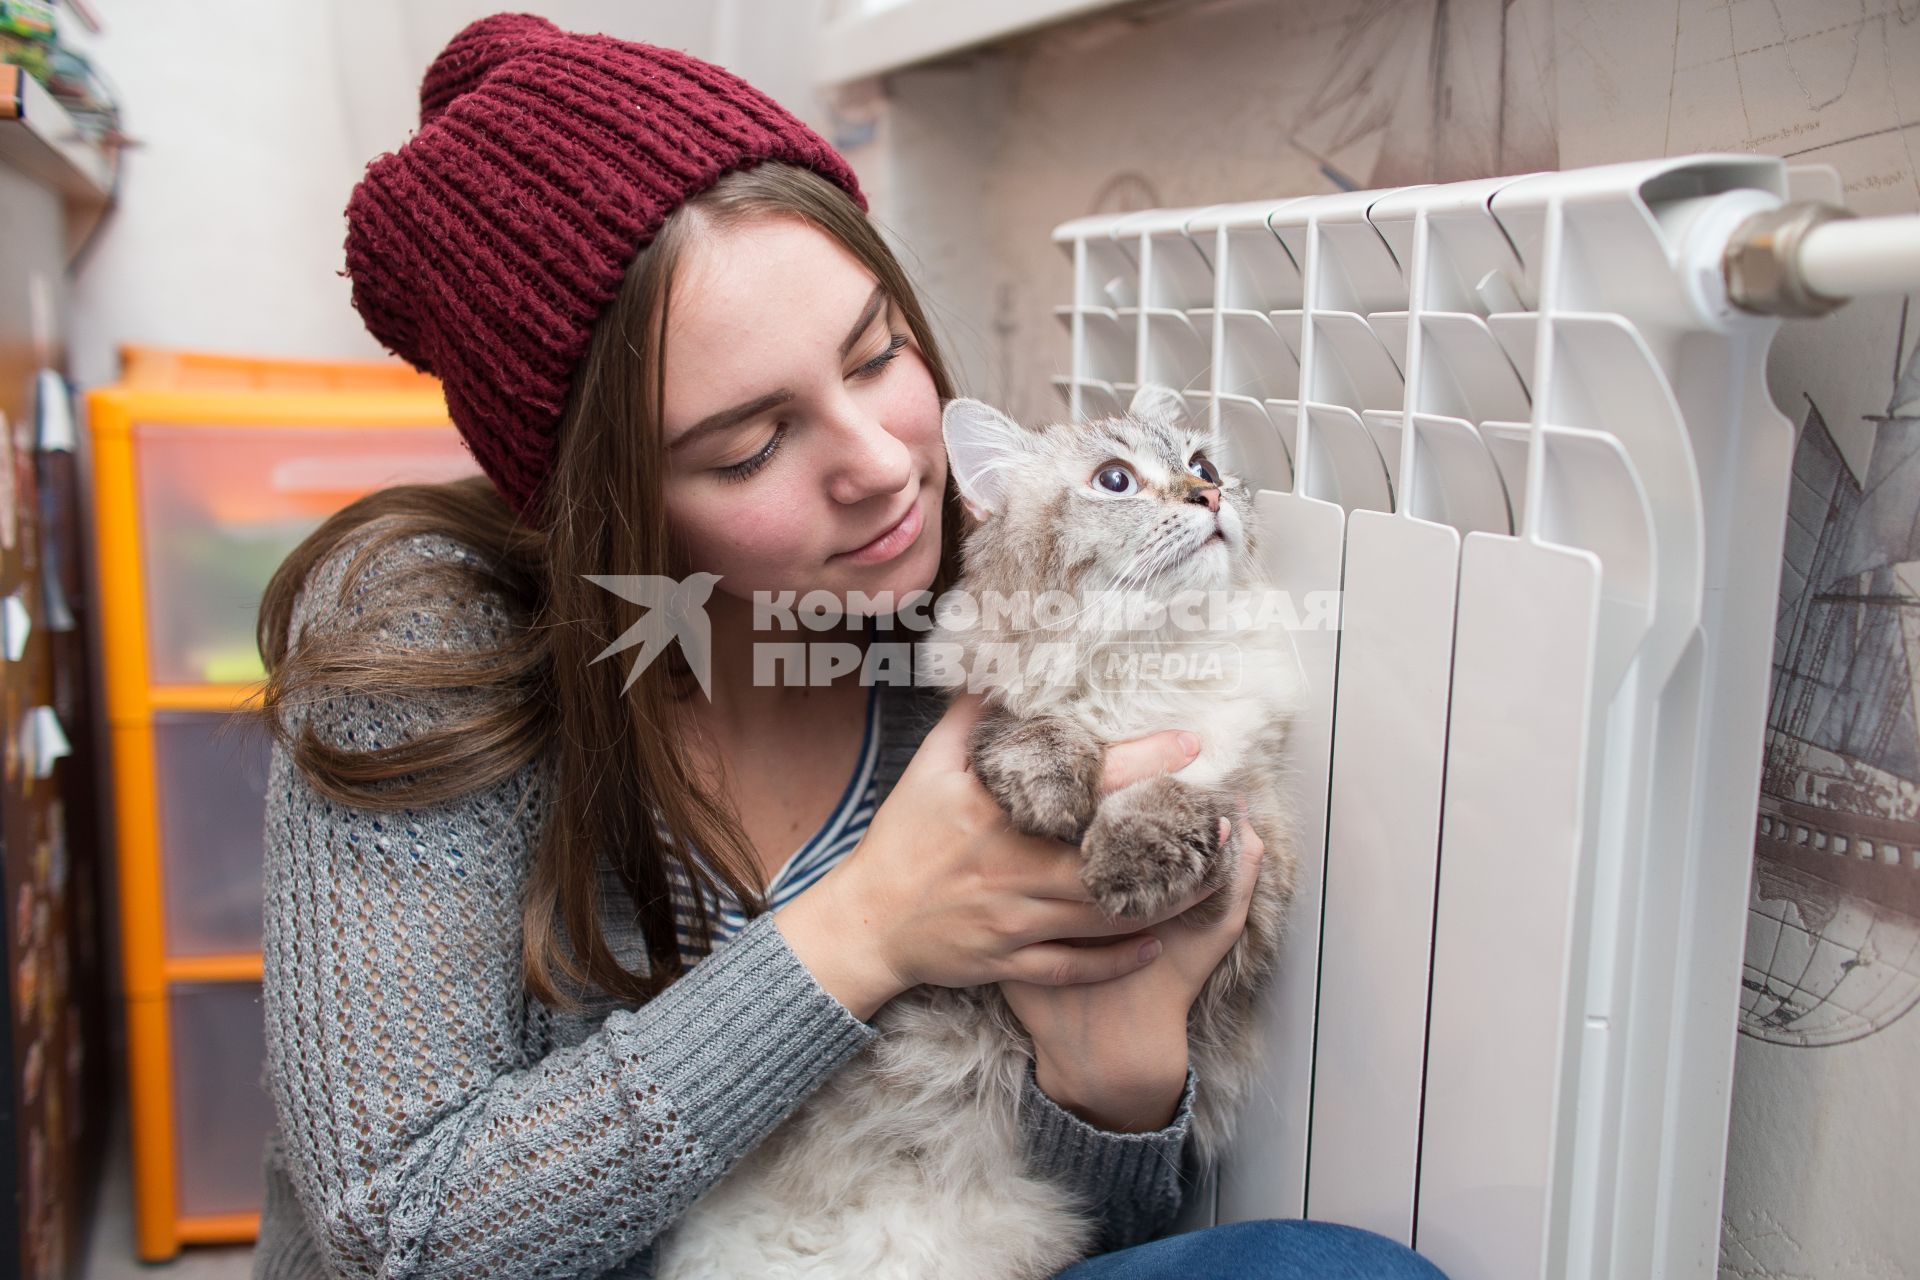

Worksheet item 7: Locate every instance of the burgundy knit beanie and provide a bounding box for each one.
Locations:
[342,12,868,525]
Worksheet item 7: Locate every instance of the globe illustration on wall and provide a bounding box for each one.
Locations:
[1746,815,1920,1046]
[1749,395,1920,1048]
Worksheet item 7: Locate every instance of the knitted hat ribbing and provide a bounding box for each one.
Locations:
[342,12,868,525]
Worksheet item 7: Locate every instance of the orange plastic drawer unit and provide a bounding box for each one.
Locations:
[86,349,479,1260]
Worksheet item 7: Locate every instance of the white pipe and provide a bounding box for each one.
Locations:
[1799,214,1920,301]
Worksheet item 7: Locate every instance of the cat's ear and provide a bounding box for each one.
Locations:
[942,397,1031,522]
[1128,382,1188,427]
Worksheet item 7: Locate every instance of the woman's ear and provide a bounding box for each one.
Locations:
[942,397,1030,523]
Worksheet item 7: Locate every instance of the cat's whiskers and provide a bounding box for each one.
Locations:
[1038,536,1169,632]
[1102,537,1176,596]
[1175,364,1209,401]
[1128,533,1192,596]
[1080,535,1181,614]
[1075,531,1194,633]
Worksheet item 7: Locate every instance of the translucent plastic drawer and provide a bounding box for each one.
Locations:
[133,423,478,685]
[154,711,272,957]
[168,981,273,1218]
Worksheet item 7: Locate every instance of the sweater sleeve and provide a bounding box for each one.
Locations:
[1016,1061,1196,1253]
[260,530,880,1280]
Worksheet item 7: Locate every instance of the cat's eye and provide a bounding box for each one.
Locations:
[1092,462,1138,496]
[1187,453,1221,485]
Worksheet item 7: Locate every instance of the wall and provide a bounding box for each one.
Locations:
[60,1,744,392]
[59,1,383,389]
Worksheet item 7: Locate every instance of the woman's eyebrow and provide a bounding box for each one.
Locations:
[669,389,794,453]
[669,283,890,454]
[839,282,887,357]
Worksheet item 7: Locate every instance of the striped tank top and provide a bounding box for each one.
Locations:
[659,679,884,970]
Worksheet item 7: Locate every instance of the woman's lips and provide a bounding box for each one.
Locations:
[834,491,924,565]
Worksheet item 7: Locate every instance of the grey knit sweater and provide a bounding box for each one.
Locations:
[251,531,1195,1280]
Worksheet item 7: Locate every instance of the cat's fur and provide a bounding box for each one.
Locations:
[653,384,1304,1279]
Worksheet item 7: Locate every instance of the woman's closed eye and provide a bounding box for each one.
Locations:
[718,421,788,482]
[715,333,911,483]
[854,332,908,380]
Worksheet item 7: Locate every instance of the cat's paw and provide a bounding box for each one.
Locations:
[968,712,1104,842]
[1080,776,1233,920]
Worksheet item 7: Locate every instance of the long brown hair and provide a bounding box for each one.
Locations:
[249,163,966,1009]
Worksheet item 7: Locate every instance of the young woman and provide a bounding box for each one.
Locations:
[247,14,1446,1279]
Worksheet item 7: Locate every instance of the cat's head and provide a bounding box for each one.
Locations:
[940,383,1256,598]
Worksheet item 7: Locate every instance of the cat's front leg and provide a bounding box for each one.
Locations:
[968,706,1106,842]
[1079,776,1236,920]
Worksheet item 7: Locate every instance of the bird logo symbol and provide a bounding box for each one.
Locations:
[582,571,723,697]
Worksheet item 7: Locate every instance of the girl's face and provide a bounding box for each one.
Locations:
[660,214,946,618]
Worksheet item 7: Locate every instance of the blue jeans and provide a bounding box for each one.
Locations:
[1052,1219,1450,1278]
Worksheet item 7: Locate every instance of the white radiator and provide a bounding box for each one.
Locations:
[1046,155,1914,1280]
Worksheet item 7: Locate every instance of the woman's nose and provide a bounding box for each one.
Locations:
[825,396,913,504]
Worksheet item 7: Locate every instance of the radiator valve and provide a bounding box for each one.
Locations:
[1723,201,1856,318]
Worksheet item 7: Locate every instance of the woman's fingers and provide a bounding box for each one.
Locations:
[914,691,987,773]
[1020,875,1220,941]
[1039,804,1261,940]
[1100,729,1201,793]
[1233,798,1264,866]
[1003,935,1161,986]
[1225,799,1265,913]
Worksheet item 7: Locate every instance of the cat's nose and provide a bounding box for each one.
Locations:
[1187,485,1220,513]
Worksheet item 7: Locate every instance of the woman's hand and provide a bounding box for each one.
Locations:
[776,692,1213,1022]
[999,762,1266,1134]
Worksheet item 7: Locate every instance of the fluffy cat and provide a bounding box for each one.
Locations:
[652,383,1304,1279]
